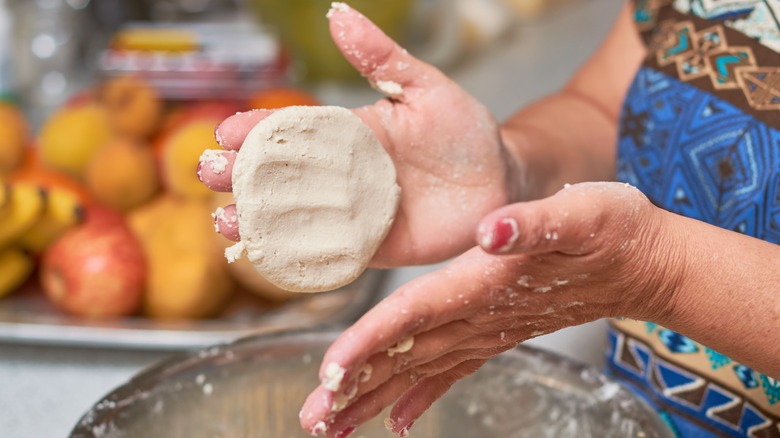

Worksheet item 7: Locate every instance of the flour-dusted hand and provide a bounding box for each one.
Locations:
[198,3,518,268]
[298,182,686,437]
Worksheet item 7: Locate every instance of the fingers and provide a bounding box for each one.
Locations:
[387,359,488,436]
[324,350,498,438]
[198,149,235,192]
[213,109,274,151]
[212,204,239,241]
[315,249,502,390]
[327,3,445,100]
[477,182,647,256]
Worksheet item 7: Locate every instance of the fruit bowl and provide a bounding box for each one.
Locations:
[70,329,673,437]
[0,271,382,349]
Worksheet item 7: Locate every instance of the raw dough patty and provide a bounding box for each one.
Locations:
[229,106,400,292]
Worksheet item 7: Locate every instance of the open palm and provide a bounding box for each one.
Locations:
[200,4,516,267]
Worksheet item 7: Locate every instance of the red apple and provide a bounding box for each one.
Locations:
[40,207,146,318]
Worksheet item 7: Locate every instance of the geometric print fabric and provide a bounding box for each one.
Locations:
[615,5,780,431]
[607,323,780,437]
[618,67,780,245]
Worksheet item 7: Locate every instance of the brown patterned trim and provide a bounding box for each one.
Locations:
[609,322,780,436]
[638,6,780,128]
[607,359,729,436]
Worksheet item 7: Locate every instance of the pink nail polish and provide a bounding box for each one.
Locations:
[335,426,356,438]
[480,218,519,253]
[214,124,225,147]
[196,161,204,182]
[398,421,414,438]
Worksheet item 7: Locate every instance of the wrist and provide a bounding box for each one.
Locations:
[623,208,689,324]
[498,125,551,203]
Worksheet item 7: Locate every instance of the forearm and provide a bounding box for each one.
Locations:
[500,3,645,201]
[657,212,780,378]
[500,90,618,201]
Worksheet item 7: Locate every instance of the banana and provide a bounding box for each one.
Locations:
[0,183,45,247]
[0,247,34,298]
[19,187,84,253]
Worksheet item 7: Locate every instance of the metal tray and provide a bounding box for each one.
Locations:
[0,270,384,350]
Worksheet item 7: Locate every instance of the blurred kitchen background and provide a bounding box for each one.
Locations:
[0,0,625,436]
[1,0,564,125]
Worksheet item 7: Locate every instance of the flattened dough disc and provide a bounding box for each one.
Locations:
[230,106,400,292]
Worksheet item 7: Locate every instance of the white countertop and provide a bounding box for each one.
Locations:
[0,1,622,436]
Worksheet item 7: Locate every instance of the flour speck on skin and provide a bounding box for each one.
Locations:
[534,286,552,293]
[373,80,404,99]
[212,207,236,229]
[323,362,347,391]
[211,207,224,232]
[326,1,349,18]
[199,149,229,174]
[387,336,415,357]
[311,421,328,435]
[384,418,395,431]
[517,275,532,287]
[358,363,373,382]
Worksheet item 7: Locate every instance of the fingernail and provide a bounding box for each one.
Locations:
[310,420,328,436]
[211,207,224,234]
[196,161,204,182]
[398,421,414,437]
[479,217,519,253]
[335,426,356,438]
[214,123,225,147]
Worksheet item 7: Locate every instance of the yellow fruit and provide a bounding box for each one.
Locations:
[85,138,159,211]
[128,196,234,319]
[100,76,162,139]
[0,183,45,247]
[0,247,34,298]
[0,179,10,210]
[0,104,29,175]
[161,120,221,198]
[39,103,112,179]
[19,187,85,253]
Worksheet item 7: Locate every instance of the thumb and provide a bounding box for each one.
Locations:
[327,3,446,101]
[476,182,648,256]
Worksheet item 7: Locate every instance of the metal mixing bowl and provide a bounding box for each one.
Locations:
[71,330,672,437]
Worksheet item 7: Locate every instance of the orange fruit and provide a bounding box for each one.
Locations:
[159,119,221,198]
[99,76,163,139]
[38,103,112,179]
[247,88,319,110]
[85,138,159,211]
[0,103,30,175]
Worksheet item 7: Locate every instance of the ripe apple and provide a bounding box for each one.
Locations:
[40,207,146,318]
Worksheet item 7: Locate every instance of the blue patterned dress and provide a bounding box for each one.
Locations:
[607,1,780,436]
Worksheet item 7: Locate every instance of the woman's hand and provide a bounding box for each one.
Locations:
[298,182,685,437]
[199,4,519,268]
